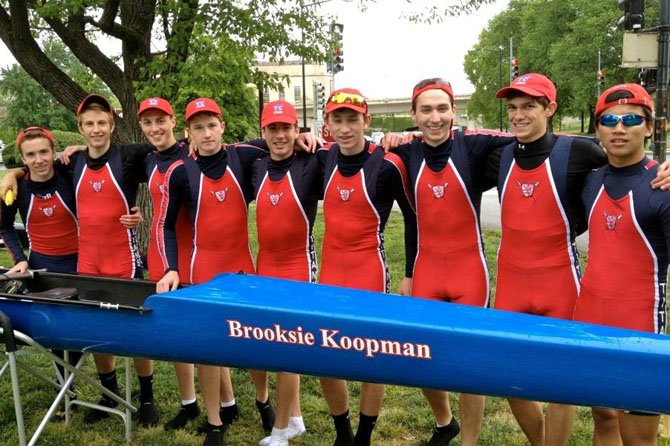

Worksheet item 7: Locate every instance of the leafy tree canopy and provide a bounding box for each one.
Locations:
[464,0,659,132]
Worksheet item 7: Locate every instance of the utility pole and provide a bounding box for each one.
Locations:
[654,0,669,162]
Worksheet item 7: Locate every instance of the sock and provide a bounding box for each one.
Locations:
[289,416,305,430]
[220,399,236,408]
[138,374,154,403]
[353,413,378,446]
[99,370,119,399]
[333,410,353,440]
[181,398,197,406]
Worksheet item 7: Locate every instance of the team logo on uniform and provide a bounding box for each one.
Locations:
[428,182,448,199]
[337,186,354,202]
[267,192,283,206]
[517,180,539,198]
[603,211,622,231]
[90,180,105,193]
[212,188,228,202]
[39,204,57,218]
[158,184,166,195]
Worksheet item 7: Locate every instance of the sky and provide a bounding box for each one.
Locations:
[0,0,509,100]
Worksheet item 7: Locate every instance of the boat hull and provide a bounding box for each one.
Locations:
[0,272,668,414]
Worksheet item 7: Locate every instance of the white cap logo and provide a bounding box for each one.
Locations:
[273,104,283,115]
[149,98,159,106]
[196,100,206,108]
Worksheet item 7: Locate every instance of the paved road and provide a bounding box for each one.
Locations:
[481,188,588,253]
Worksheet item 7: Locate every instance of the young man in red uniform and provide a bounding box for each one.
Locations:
[137,97,202,432]
[385,78,513,446]
[1,127,78,274]
[574,84,667,446]
[316,88,416,446]
[73,94,160,426]
[157,97,268,446]
[252,100,318,446]
[493,74,607,446]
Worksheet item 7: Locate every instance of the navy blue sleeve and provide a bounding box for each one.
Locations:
[0,201,26,264]
[159,163,191,273]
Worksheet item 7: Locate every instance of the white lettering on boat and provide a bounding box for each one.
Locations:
[226,320,431,360]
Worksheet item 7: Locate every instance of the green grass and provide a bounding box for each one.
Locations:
[0,208,668,446]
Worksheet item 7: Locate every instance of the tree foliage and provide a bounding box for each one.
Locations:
[0,39,108,133]
[0,0,336,143]
[464,0,659,132]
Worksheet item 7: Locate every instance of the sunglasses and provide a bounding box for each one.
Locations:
[329,92,367,108]
[598,114,646,127]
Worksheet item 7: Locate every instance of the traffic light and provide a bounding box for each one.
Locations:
[618,0,644,31]
[639,68,657,92]
[330,23,344,74]
[510,58,519,79]
[597,69,605,87]
[314,82,326,110]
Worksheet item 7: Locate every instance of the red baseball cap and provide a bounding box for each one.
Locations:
[595,83,654,117]
[325,88,368,114]
[261,100,298,128]
[138,97,174,117]
[185,97,222,122]
[496,73,557,103]
[16,126,55,149]
[77,93,113,116]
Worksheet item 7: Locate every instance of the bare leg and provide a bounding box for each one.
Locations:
[174,362,196,401]
[421,388,453,425]
[459,393,485,446]
[250,369,269,402]
[591,408,622,446]
[319,377,349,415]
[133,357,153,377]
[359,382,384,416]
[274,372,300,429]
[93,353,115,373]
[198,365,222,425]
[545,403,575,446]
[219,367,234,402]
[619,412,660,446]
[507,398,545,446]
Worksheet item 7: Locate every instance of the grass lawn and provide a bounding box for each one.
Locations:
[0,207,668,445]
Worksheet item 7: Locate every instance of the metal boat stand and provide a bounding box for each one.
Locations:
[0,311,135,445]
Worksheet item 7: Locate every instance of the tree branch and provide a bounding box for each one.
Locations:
[0,2,88,112]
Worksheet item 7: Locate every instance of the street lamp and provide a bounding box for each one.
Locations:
[299,0,353,129]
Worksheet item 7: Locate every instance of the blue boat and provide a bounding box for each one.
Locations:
[0,270,668,414]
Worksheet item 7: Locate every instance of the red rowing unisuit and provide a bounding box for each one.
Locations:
[320,164,386,292]
[256,171,312,282]
[76,164,139,278]
[411,159,489,306]
[25,192,78,256]
[496,159,579,318]
[147,165,192,282]
[190,167,254,284]
[574,188,659,332]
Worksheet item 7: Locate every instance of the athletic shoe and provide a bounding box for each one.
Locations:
[427,417,461,446]
[220,403,240,427]
[288,417,306,437]
[137,399,159,427]
[203,425,224,446]
[333,436,354,446]
[256,399,276,432]
[265,438,288,446]
[83,396,118,424]
[164,402,200,431]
